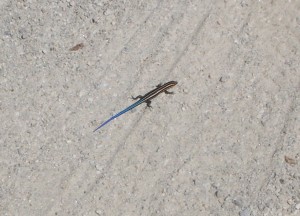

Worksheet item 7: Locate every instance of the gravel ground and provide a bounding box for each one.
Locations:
[1,0,299,215]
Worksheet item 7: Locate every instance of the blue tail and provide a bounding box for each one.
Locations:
[93,100,144,132]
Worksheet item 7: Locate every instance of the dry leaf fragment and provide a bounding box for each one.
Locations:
[69,43,84,51]
[284,156,297,165]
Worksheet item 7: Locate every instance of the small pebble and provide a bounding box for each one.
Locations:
[239,208,251,216]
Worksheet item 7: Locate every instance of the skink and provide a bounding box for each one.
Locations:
[93,81,177,132]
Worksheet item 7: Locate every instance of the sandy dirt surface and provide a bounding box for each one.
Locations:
[1,0,299,215]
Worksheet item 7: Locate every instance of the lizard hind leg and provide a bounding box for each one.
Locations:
[146,100,152,108]
[132,95,143,100]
